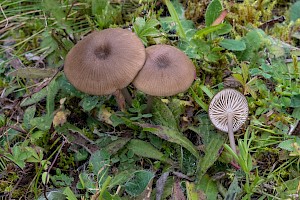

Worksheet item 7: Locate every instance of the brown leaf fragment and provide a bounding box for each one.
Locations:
[212,10,228,26]
[156,172,170,200]
[172,179,186,200]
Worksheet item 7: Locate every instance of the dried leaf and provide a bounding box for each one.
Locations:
[7,67,56,79]
[172,179,186,200]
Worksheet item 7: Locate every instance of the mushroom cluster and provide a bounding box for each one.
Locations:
[208,88,249,154]
[64,28,196,111]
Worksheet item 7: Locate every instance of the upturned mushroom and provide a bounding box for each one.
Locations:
[208,88,248,154]
[64,28,146,106]
[132,44,195,112]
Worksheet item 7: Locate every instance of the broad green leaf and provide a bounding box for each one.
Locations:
[7,67,56,79]
[205,0,223,27]
[197,175,218,200]
[63,187,77,200]
[225,176,242,199]
[127,139,174,164]
[109,170,132,189]
[152,98,178,130]
[105,138,131,155]
[47,79,59,115]
[291,94,300,107]
[220,39,246,51]
[290,1,300,21]
[278,138,300,151]
[125,170,154,196]
[30,115,53,131]
[196,131,225,180]
[139,123,200,159]
[20,87,48,107]
[89,150,110,176]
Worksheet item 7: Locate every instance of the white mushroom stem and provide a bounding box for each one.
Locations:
[227,112,237,154]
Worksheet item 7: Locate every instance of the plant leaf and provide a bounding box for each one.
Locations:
[197,175,218,200]
[127,139,174,164]
[152,98,178,130]
[220,39,246,51]
[138,123,200,159]
[63,187,77,200]
[205,0,223,27]
[125,170,155,196]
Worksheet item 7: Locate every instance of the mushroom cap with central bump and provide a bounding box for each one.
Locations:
[64,28,146,95]
[132,45,195,96]
[208,88,249,132]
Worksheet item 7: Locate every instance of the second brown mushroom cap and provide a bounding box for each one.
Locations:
[133,45,196,96]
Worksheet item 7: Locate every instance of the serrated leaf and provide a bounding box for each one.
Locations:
[138,123,200,159]
[127,139,174,164]
[125,170,154,196]
[7,67,56,79]
[220,39,246,51]
[152,98,178,130]
[205,0,223,27]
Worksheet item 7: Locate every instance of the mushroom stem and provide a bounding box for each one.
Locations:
[120,87,132,106]
[144,95,154,113]
[227,112,237,155]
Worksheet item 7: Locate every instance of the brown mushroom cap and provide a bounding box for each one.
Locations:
[64,28,146,95]
[132,45,195,96]
[208,88,249,133]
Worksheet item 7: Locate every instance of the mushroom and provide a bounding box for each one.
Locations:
[64,28,146,106]
[208,88,248,154]
[132,44,195,112]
